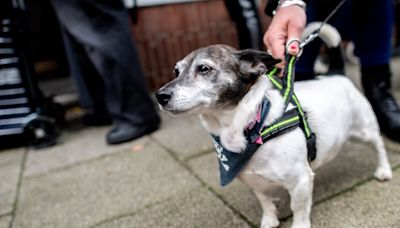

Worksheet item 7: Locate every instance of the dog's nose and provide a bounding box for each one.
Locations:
[156,90,172,106]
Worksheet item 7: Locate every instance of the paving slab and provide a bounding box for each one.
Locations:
[0,148,24,216]
[383,136,400,154]
[281,169,400,228]
[152,112,213,160]
[0,147,24,168]
[188,139,400,225]
[94,188,250,228]
[313,140,400,202]
[14,142,202,228]
[24,126,146,177]
[391,57,400,90]
[0,215,11,228]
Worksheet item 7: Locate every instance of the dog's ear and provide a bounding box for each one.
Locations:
[234,49,280,82]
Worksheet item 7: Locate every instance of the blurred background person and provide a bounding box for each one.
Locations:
[224,0,263,50]
[50,0,160,145]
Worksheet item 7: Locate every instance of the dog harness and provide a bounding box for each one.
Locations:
[211,54,317,186]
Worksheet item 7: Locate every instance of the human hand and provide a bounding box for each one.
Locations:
[263,5,306,65]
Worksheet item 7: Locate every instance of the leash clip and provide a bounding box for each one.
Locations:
[299,30,319,49]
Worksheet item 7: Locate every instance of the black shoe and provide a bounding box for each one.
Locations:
[106,116,160,145]
[362,65,400,142]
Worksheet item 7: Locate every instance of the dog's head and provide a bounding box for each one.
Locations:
[156,44,279,114]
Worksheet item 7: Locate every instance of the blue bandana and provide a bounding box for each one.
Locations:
[210,98,271,186]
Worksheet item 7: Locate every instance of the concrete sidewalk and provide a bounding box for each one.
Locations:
[2,59,400,228]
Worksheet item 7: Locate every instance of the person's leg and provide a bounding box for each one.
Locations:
[352,0,400,142]
[294,0,323,80]
[60,28,111,125]
[296,0,352,80]
[395,2,400,51]
[51,0,159,143]
[224,0,263,50]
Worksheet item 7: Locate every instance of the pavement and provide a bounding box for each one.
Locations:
[2,58,400,228]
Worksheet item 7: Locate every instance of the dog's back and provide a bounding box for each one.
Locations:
[293,75,379,168]
[240,74,390,191]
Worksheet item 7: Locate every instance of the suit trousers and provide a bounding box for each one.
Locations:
[51,0,158,125]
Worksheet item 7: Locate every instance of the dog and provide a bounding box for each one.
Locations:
[155,25,392,228]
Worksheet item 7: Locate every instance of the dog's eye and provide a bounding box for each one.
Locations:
[197,65,211,75]
[174,68,180,78]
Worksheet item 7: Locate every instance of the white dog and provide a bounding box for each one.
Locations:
[156,25,392,228]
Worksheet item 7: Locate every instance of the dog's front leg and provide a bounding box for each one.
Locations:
[287,167,314,228]
[254,191,279,228]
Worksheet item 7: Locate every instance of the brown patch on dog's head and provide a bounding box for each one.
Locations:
[235,49,281,84]
[216,48,280,107]
[156,45,279,114]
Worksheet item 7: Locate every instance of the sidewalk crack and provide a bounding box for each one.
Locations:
[314,163,400,206]
[150,135,257,227]
[0,212,12,220]
[183,149,213,162]
[9,148,28,228]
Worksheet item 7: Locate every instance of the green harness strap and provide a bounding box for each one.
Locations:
[261,55,317,162]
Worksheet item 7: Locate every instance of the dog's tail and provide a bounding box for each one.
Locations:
[302,22,341,48]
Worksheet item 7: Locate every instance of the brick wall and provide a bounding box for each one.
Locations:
[131,0,269,90]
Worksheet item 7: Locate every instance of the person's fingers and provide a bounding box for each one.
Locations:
[264,30,286,61]
[270,35,286,60]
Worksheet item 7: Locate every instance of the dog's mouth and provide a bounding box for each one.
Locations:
[159,106,188,115]
[159,101,204,115]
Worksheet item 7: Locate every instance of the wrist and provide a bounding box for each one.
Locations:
[275,0,306,16]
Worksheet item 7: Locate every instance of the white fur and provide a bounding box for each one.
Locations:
[302,22,341,48]
[199,75,392,228]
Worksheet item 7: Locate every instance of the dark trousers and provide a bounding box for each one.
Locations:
[51,0,157,125]
[297,0,394,75]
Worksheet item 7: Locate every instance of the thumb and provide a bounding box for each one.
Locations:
[286,23,303,55]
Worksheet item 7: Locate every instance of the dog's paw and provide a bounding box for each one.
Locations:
[291,223,311,228]
[260,216,279,228]
[220,130,247,153]
[374,166,392,181]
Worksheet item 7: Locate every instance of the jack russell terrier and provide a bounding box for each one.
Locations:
[155,24,392,228]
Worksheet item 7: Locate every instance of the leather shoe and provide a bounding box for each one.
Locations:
[362,66,400,142]
[106,116,160,145]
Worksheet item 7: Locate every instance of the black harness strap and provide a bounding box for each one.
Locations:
[259,108,300,141]
[263,54,317,162]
